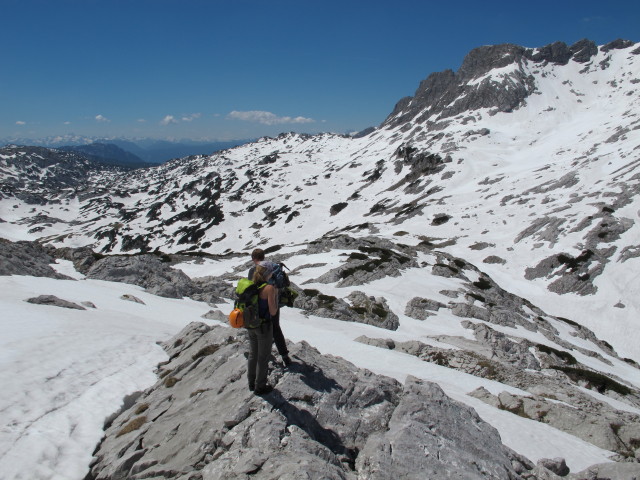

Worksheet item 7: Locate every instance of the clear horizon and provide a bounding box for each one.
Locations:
[2,0,639,142]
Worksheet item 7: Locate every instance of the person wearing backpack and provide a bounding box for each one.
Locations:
[249,249,292,367]
[246,264,276,395]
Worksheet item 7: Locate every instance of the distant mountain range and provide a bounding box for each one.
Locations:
[106,138,256,164]
[58,143,150,169]
[0,136,254,164]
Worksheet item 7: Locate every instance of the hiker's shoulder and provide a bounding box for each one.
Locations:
[260,283,277,294]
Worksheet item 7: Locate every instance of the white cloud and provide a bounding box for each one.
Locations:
[160,115,178,126]
[137,119,146,123]
[160,113,202,126]
[95,114,110,123]
[64,121,71,125]
[15,121,26,125]
[181,113,201,122]
[227,110,315,125]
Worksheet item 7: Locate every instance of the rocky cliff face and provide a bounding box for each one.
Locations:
[382,39,633,129]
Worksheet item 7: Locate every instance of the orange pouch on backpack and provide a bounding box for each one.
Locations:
[229,308,244,328]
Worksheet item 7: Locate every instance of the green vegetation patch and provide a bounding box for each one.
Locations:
[117,416,147,437]
[473,277,492,290]
[164,376,179,388]
[557,249,593,271]
[497,401,530,419]
[330,202,348,215]
[193,344,220,360]
[551,366,632,396]
[340,245,412,279]
[372,305,388,318]
[453,259,466,269]
[467,292,486,303]
[190,389,210,398]
[264,245,282,254]
[303,289,337,308]
[350,301,388,319]
[536,344,577,365]
[477,359,499,380]
[357,245,411,264]
[434,263,459,274]
[341,262,377,279]
[556,316,581,328]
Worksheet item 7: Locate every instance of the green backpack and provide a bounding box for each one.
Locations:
[279,287,299,307]
[230,278,265,329]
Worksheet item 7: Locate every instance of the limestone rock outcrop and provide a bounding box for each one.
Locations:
[86,323,525,479]
[85,254,198,298]
[0,239,70,279]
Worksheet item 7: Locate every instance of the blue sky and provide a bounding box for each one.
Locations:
[2,0,638,142]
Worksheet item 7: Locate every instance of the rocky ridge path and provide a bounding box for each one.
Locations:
[86,323,529,480]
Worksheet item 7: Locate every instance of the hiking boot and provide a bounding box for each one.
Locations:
[254,385,274,395]
[282,355,292,367]
[248,384,255,392]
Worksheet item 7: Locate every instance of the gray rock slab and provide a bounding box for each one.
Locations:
[86,254,198,298]
[86,323,525,480]
[26,294,86,310]
[355,376,519,480]
[567,462,640,480]
[0,239,70,279]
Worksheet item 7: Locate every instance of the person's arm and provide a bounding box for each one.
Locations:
[266,285,279,316]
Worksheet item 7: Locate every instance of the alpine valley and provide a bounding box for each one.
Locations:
[2,39,640,479]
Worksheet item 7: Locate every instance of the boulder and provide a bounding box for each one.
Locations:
[0,239,70,279]
[356,377,519,480]
[346,291,399,330]
[86,254,198,298]
[48,245,100,274]
[26,294,85,310]
[538,458,570,477]
[404,297,447,320]
[120,294,145,305]
[293,287,399,331]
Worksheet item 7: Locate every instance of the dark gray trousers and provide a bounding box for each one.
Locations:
[271,310,288,357]
[247,322,273,389]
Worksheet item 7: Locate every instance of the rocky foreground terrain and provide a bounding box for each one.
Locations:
[2,237,640,478]
[82,319,640,480]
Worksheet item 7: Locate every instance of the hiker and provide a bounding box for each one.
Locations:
[246,264,276,394]
[248,248,292,366]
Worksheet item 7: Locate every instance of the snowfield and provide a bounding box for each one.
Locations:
[2,248,637,478]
